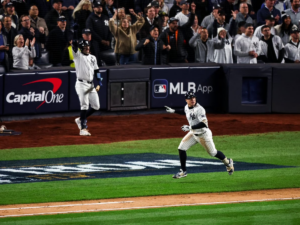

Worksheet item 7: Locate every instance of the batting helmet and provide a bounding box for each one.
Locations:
[185,91,196,99]
[78,39,90,51]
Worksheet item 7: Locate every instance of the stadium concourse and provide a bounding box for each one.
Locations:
[1,113,300,149]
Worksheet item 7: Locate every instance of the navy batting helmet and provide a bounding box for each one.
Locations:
[78,39,90,51]
[185,91,196,99]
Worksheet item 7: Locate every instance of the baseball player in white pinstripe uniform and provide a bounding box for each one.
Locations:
[165,91,234,178]
[72,26,102,136]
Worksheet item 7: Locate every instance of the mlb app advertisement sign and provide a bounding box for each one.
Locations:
[151,67,222,109]
[4,72,69,115]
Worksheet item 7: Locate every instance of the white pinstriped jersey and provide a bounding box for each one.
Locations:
[72,49,99,82]
[184,103,208,134]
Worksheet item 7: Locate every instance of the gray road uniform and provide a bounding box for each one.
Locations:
[234,34,261,64]
[178,103,218,157]
[189,33,225,63]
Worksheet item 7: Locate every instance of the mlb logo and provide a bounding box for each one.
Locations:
[154,84,166,93]
[153,79,168,98]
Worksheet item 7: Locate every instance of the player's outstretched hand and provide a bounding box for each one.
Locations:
[96,85,100,92]
[181,125,190,132]
[165,106,175,113]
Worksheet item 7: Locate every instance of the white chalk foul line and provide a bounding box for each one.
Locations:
[0,197,300,218]
[0,201,134,211]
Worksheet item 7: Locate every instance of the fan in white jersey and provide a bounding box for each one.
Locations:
[165,91,234,179]
[72,25,102,136]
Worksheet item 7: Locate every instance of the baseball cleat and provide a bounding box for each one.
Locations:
[80,129,91,136]
[172,169,187,179]
[226,158,234,175]
[75,118,81,130]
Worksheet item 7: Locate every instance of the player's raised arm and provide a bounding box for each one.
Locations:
[72,23,79,53]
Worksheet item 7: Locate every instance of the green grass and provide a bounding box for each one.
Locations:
[0,132,300,205]
[1,200,300,225]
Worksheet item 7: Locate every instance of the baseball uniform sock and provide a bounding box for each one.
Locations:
[80,110,87,129]
[179,149,187,172]
[86,108,96,118]
[215,150,226,160]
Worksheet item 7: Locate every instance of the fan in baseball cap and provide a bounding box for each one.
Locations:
[5,2,13,8]
[213,3,222,10]
[93,1,102,7]
[265,14,276,21]
[82,28,91,34]
[168,17,179,24]
[151,1,159,8]
[180,0,189,5]
[57,16,67,22]
[290,25,300,33]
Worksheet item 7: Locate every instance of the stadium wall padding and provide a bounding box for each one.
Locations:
[1,64,300,115]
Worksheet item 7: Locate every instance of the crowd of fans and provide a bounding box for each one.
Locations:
[0,0,299,71]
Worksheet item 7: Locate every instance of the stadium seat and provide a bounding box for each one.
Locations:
[36,49,53,68]
[99,49,117,66]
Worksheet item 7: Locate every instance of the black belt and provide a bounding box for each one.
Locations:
[194,131,206,136]
[78,79,92,84]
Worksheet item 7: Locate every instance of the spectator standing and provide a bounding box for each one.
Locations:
[151,1,164,30]
[29,5,49,37]
[1,16,17,69]
[207,9,230,38]
[275,13,293,45]
[12,35,36,70]
[11,0,27,18]
[258,25,284,63]
[86,1,112,66]
[201,3,221,28]
[159,0,169,14]
[135,0,152,15]
[0,0,9,14]
[169,0,181,18]
[45,0,70,32]
[221,0,235,23]
[0,20,10,71]
[175,0,191,26]
[0,2,19,30]
[73,0,92,36]
[189,27,225,62]
[103,0,116,18]
[257,0,282,26]
[46,16,73,66]
[139,6,161,40]
[234,23,261,64]
[61,39,74,67]
[27,0,52,18]
[233,0,255,18]
[284,25,300,62]
[60,0,79,26]
[254,15,276,39]
[213,27,233,63]
[160,6,196,63]
[109,9,144,64]
[135,25,167,65]
[19,15,45,64]
[285,0,300,27]
[229,2,253,35]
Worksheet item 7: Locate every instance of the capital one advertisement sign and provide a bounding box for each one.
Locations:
[151,67,222,110]
[4,72,69,115]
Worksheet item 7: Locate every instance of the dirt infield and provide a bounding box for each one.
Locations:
[0,188,299,218]
[1,113,300,149]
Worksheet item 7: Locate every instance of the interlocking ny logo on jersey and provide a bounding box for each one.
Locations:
[190,113,196,120]
[6,78,64,109]
[90,58,96,67]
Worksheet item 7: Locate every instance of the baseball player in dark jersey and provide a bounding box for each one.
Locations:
[72,25,103,136]
[165,91,234,178]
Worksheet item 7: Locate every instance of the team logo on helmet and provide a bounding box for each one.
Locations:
[185,91,196,99]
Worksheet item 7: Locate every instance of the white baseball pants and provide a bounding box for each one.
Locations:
[75,81,100,110]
